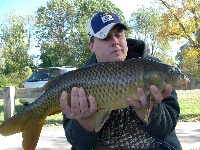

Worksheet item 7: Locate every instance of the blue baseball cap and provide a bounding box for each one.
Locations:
[86,12,127,40]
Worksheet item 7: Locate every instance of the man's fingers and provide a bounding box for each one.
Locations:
[88,95,97,114]
[127,97,143,109]
[162,84,172,98]
[60,87,98,120]
[78,87,90,117]
[150,85,163,103]
[60,91,71,116]
[71,87,80,116]
[137,88,148,106]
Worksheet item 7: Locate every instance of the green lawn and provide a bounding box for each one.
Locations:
[0,89,199,126]
[177,89,200,122]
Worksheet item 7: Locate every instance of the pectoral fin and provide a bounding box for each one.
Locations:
[144,92,152,123]
[144,93,151,123]
[93,109,111,132]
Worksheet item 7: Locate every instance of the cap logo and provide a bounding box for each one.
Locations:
[86,12,127,40]
[100,13,114,23]
[88,32,92,38]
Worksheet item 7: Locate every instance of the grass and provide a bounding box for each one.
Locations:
[177,89,200,122]
[0,89,200,126]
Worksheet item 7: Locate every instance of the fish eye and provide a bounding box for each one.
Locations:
[169,67,176,73]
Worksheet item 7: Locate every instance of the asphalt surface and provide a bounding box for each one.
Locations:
[0,122,200,150]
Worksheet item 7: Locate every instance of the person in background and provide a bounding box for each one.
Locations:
[60,12,182,150]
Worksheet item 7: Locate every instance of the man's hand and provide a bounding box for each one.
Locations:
[127,84,172,123]
[60,87,97,132]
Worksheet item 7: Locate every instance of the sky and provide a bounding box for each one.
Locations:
[0,0,153,54]
[0,0,153,21]
[0,0,179,60]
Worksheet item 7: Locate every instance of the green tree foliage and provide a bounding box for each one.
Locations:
[0,13,34,74]
[35,0,125,68]
[176,44,199,78]
[73,0,126,67]
[0,66,32,89]
[0,48,5,72]
[0,13,34,87]
[128,7,175,65]
[157,0,200,78]
[35,0,75,67]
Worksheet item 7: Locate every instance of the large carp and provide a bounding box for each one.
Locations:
[0,58,189,150]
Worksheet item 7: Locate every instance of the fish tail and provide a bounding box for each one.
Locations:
[22,116,45,150]
[0,108,46,150]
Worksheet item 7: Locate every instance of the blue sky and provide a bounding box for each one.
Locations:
[0,0,153,52]
[0,0,48,20]
[0,0,152,21]
[1,0,180,60]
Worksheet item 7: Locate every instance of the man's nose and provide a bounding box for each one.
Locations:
[111,36,119,46]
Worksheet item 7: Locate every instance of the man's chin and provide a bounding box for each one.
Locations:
[111,57,125,62]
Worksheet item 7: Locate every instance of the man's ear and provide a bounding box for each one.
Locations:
[88,41,95,53]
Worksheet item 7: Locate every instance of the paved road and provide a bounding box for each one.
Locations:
[175,122,200,150]
[0,122,200,150]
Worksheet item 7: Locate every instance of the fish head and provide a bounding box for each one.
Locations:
[158,64,190,89]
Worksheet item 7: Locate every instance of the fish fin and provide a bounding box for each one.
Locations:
[22,117,46,150]
[0,108,31,136]
[94,109,111,132]
[0,109,46,150]
[144,93,151,123]
[144,92,152,123]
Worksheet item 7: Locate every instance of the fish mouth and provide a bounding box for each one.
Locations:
[180,75,190,90]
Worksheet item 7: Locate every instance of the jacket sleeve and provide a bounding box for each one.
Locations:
[126,38,148,59]
[141,89,180,136]
[62,114,99,150]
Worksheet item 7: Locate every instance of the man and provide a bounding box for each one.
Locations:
[60,12,182,150]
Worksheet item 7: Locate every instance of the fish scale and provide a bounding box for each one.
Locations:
[0,57,189,150]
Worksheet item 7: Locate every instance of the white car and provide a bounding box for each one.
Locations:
[19,66,77,105]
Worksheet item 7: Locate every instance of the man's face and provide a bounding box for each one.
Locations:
[88,25,128,63]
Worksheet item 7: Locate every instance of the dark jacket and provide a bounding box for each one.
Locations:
[62,39,182,150]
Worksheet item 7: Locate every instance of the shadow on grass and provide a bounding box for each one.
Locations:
[44,119,63,126]
[15,104,25,112]
[179,114,200,122]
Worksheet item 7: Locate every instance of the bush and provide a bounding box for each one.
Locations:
[0,66,32,89]
[0,74,9,89]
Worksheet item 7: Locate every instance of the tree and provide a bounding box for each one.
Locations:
[35,0,76,67]
[0,13,34,75]
[128,7,174,65]
[176,43,199,78]
[0,47,5,73]
[35,0,126,68]
[0,12,34,87]
[73,0,126,67]
[157,0,200,78]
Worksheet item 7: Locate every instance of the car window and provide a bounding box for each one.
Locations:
[27,69,61,82]
[27,73,50,82]
[49,70,61,79]
[61,69,68,74]
[26,67,76,82]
